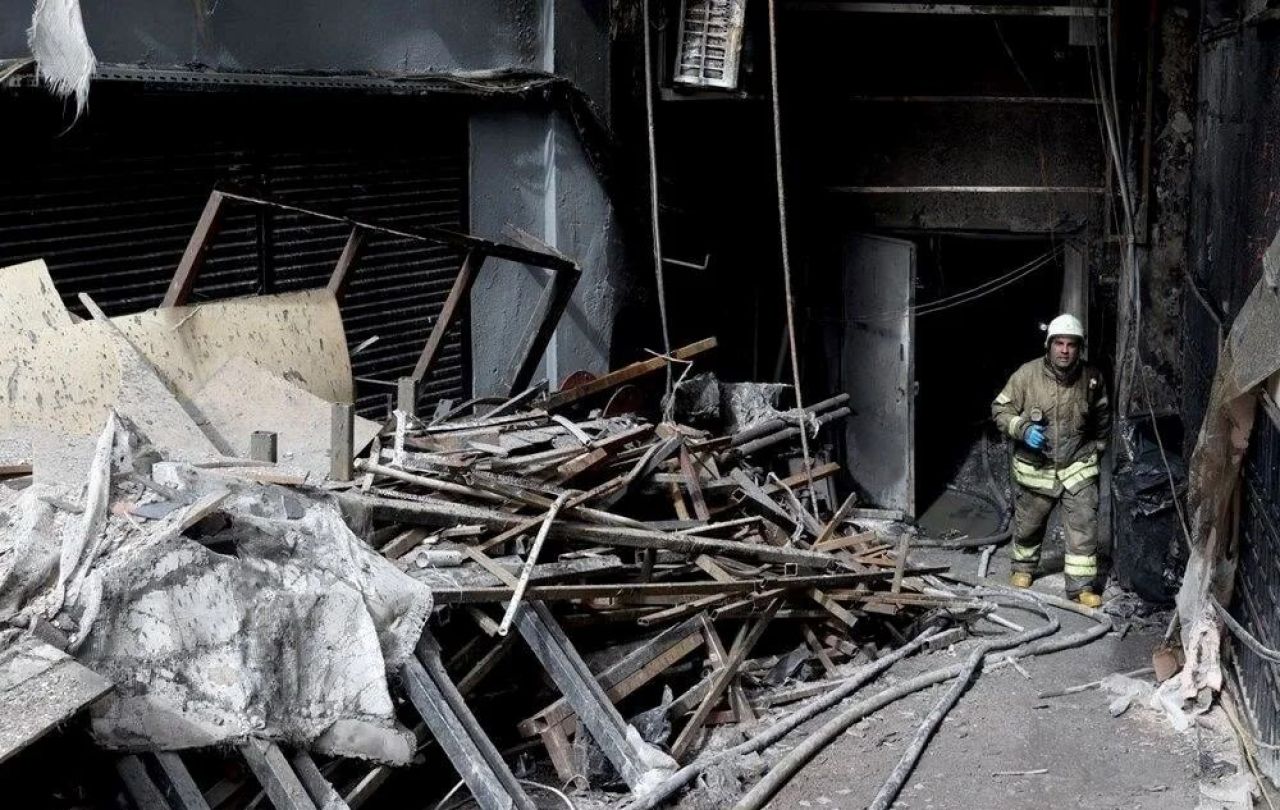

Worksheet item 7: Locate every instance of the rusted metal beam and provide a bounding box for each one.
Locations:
[501,263,582,397]
[788,2,1108,16]
[412,249,485,382]
[162,191,226,308]
[218,190,574,271]
[326,226,367,303]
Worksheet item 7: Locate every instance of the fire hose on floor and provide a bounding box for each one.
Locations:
[627,578,1112,810]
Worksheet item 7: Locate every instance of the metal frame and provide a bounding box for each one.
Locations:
[786,2,1108,16]
[160,189,580,401]
[404,632,537,810]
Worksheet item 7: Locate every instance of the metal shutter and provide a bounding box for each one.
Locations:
[0,87,469,416]
[1233,399,1280,783]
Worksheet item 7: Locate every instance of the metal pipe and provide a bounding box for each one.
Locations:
[498,493,570,636]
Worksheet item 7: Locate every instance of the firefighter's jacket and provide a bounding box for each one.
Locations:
[991,358,1112,495]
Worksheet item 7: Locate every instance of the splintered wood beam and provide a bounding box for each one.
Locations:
[413,249,485,382]
[541,338,718,410]
[163,191,227,308]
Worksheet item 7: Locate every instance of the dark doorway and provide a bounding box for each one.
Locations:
[912,235,1067,513]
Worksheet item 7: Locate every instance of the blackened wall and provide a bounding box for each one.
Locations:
[1184,2,1280,779]
[1,1,546,78]
[0,0,628,396]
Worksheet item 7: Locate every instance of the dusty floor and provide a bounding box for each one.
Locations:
[668,546,1250,810]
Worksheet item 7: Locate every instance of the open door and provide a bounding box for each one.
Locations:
[840,234,916,517]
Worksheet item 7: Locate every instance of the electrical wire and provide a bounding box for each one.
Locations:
[766,0,819,515]
[434,778,577,810]
[836,246,1061,326]
[641,0,674,394]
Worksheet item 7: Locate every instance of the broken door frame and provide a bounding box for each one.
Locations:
[159,189,582,401]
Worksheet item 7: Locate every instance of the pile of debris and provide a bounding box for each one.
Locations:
[0,249,985,810]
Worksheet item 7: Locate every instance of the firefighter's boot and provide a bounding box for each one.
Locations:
[1009,572,1033,589]
[1075,589,1103,608]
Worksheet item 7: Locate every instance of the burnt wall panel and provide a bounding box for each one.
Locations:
[0,86,469,416]
[1186,15,1280,785]
[0,0,546,77]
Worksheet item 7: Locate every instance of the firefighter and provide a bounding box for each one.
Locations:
[991,314,1111,608]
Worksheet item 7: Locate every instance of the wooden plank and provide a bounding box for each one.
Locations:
[815,530,879,553]
[456,636,516,696]
[680,447,711,521]
[502,263,582,396]
[514,604,655,791]
[671,601,780,759]
[116,755,169,810]
[555,447,609,482]
[802,623,838,675]
[401,652,535,810]
[809,587,860,629]
[162,191,227,308]
[330,403,354,482]
[542,338,718,410]
[892,533,911,594]
[696,614,755,724]
[519,617,706,736]
[435,571,892,604]
[412,249,485,381]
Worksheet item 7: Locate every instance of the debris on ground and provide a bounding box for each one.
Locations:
[0,256,988,809]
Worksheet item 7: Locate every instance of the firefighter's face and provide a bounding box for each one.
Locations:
[1050,336,1080,368]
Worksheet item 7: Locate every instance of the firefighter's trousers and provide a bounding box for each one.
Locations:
[1010,480,1099,596]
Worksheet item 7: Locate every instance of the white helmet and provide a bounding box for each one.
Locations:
[1044,313,1084,347]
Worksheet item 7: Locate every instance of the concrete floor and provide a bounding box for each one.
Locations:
[752,550,1244,810]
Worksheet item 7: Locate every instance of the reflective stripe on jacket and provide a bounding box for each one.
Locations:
[992,358,1112,495]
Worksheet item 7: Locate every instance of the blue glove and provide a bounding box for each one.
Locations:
[1024,424,1046,450]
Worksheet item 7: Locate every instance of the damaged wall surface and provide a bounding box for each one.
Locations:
[469,109,625,395]
[1,0,627,403]
[1,0,547,77]
[1183,2,1280,783]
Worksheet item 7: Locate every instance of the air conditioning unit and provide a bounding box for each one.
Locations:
[673,0,748,90]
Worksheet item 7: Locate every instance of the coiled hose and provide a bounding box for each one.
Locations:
[731,580,1112,810]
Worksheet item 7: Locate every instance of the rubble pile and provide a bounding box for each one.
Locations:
[0,251,979,810]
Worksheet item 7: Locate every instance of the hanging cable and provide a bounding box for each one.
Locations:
[832,246,1061,326]
[641,0,674,395]
[766,0,819,514]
